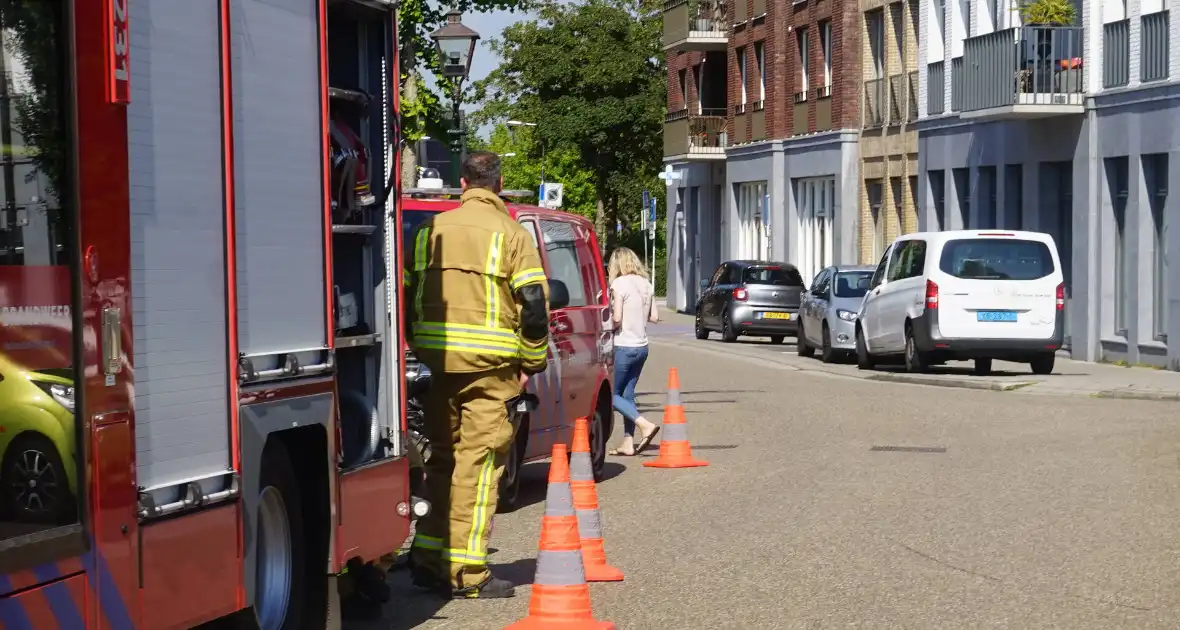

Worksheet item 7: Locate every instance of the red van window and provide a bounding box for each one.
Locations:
[539,220,589,307]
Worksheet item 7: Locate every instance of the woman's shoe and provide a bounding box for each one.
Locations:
[634,419,661,454]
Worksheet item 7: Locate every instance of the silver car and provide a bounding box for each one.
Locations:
[796,265,875,362]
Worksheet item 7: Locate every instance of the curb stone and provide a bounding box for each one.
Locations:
[1093,389,1180,402]
[867,373,1039,392]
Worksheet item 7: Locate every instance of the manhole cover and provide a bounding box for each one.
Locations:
[870,445,947,453]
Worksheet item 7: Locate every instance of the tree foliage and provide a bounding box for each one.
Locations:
[482,124,598,220]
[398,0,533,145]
[472,0,665,249]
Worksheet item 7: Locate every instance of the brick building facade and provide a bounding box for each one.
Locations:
[663,0,865,310]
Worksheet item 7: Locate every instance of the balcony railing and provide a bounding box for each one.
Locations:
[959,26,1084,118]
[663,0,729,51]
[664,107,728,158]
[865,78,885,127]
[888,74,904,123]
[1141,11,1169,83]
[928,61,945,115]
[907,70,919,121]
[1103,19,1130,88]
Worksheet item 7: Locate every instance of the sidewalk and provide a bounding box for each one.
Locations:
[648,304,1180,402]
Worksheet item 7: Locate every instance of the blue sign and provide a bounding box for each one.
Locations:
[649,198,657,223]
[642,190,650,211]
[616,220,622,233]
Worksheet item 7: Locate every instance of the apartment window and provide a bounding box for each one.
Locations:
[736,181,769,259]
[1004,165,1023,229]
[820,21,832,87]
[1107,156,1130,336]
[678,68,688,108]
[755,42,766,101]
[868,180,886,259]
[797,177,836,282]
[1145,153,1169,340]
[890,177,904,236]
[868,9,885,78]
[798,28,810,95]
[952,167,969,229]
[978,166,997,229]
[930,169,946,230]
[738,47,748,105]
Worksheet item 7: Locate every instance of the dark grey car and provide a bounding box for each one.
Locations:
[695,260,806,343]
[796,265,875,362]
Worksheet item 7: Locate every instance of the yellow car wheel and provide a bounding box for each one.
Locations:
[1,433,75,525]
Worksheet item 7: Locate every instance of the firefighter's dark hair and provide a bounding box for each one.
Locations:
[461,151,502,192]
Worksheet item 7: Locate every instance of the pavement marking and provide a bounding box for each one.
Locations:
[870,445,948,453]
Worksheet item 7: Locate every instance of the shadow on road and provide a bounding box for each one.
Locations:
[871,363,1029,378]
[506,461,628,512]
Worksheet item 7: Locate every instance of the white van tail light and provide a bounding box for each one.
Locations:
[1056,283,1065,310]
[925,280,939,309]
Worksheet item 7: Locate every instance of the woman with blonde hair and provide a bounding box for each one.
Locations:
[606,247,661,456]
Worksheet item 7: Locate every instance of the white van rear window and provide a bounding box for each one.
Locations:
[938,238,1055,281]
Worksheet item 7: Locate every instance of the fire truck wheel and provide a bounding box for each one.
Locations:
[255,443,307,630]
[0,433,75,525]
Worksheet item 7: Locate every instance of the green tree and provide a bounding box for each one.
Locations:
[473,0,665,250]
[483,124,597,220]
[397,0,533,186]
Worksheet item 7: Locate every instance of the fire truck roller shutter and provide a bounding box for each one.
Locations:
[231,0,329,363]
[128,0,233,492]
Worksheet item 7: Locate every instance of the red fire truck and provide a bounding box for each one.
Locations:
[0,0,417,628]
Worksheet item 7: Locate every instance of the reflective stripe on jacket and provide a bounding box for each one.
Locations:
[406,188,550,374]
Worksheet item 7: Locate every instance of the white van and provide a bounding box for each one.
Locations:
[854,230,1065,376]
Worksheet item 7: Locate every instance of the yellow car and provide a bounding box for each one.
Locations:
[0,354,77,525]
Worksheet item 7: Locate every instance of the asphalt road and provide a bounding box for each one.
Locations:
[361,339,1180,629]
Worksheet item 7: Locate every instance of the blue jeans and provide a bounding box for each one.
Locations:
[612,345,649,437]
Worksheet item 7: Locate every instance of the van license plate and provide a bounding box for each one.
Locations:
[761,312,793,321]
[977,311,1017,322]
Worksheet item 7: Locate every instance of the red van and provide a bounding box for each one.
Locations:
[401,187,614,510]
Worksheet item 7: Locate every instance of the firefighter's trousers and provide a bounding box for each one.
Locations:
[410,365,519,589]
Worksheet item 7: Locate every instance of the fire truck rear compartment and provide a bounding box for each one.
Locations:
[128,0,402,622]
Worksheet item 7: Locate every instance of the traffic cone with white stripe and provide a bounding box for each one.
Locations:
[505,444,614,630]
[571,417,624,582]
[643,368,709,468]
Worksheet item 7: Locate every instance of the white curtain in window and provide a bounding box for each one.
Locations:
[795,178,835,282]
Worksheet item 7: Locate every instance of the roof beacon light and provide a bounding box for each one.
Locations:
[417,168,444,190]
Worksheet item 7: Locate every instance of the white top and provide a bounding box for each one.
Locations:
[610,274,657,347]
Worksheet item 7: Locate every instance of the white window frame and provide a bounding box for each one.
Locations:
[696,62,705,111]
[798,29,810,94]
[755,42,765,101]
[738,47,748,105]
[796,177,835,282]
[821,21,832,87]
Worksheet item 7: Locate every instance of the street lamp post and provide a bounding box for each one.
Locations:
[505,120,544,202]
[430,8,479,187]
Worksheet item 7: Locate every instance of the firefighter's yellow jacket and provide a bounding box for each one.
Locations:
[405,188,550,375]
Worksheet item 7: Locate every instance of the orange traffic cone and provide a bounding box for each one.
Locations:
[643,368,709,469]
[571,417,624,582]
[505,444,614,630]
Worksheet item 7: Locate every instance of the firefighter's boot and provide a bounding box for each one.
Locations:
[453,575,516,599]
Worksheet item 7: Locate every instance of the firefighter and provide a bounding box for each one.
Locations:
[405,151,550,599]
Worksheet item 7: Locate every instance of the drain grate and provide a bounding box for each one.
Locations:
[870,445,947,453]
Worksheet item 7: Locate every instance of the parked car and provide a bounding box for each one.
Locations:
[695,260,806,343]
[854,230,1065,376]
[401,186,614,511]
[797,265,876,362]
[0,355,76,524]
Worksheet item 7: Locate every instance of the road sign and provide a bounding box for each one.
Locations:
[649,198,657,224]
[642,190,650,210]
[657,165,681,187]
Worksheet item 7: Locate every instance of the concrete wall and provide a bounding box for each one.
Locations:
[1079,83,1180,370]
[782,131,862,267]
